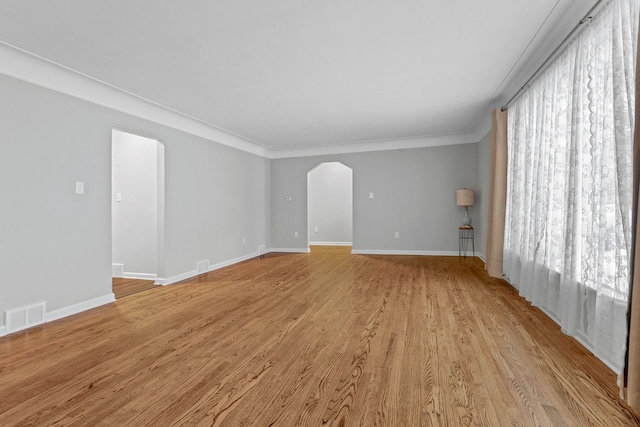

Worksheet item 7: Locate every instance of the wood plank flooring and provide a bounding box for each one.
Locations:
[0,246,638,426]
[112,277,157,299]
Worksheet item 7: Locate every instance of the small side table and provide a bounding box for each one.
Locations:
[459,226,474,258]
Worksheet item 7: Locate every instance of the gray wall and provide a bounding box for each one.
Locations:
[477,130,492,261]
[0,73,270,328]
[272,144,479,252]
[308,162,353,245]
[112,130,158,277]
[0,67,487,330]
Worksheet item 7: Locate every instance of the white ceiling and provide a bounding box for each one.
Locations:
[0,0,597,156]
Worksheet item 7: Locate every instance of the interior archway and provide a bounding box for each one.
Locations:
[307,162,353,251]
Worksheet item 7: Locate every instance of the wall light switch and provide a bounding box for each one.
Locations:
[75,181,84,194]
[116,192,122,202]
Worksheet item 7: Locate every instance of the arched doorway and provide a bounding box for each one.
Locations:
[307,162,353,250]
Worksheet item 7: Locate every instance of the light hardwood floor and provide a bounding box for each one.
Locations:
[0,246,638,426]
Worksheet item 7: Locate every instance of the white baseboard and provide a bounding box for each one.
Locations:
[351,250,486,259]
[0,294,114,338]
[163,269,199,286]
[351,249,460,256]
[122,272,157,280]
[45,293,115,323]
[163,251,264,286]
[269,248,311,253]
[209,251,261,271]
[113,264,156,280]
[112,263,124,278]
[476,252,486,262]
[309,242,353,246]
[158,247,481,290]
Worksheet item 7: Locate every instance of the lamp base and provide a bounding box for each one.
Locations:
[462,207,471,226]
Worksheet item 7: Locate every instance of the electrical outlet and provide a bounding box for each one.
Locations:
[314,226,318,233]
[294,231,299,238]
[395,231,400,238]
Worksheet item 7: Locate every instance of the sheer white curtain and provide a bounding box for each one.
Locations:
[504,0,639,372]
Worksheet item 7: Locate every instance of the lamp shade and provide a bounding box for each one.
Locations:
[456,189,474,206]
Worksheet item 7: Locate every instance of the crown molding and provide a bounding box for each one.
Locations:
[1,2,591,161]
[0,42,271,158]
[0,41,489,160]
[269,132,480,159]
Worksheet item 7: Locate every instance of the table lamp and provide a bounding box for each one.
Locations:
[456,188,474,226]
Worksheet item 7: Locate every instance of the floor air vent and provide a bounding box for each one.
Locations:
[112,263,125,278]
[5,302,46,334]
[197,260,209,274]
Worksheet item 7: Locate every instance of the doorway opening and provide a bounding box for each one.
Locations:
[307,162,353,251]
[111,129,165,298]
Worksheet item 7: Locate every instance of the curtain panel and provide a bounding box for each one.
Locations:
[624,2,640,411]
[504,0,639,372]
[486,108,508,278]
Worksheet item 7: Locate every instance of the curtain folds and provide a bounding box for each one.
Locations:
[504,0,638,372]
[624,6,640,411]
[485,108,508,278]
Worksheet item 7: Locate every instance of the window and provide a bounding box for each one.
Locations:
[503,0,639,372]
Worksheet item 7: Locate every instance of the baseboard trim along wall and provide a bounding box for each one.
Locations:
[1,293,115,338]
[309,241,353,246]
[208,251,260,271]
[269,248,312,253]
[162,269,199,286]
[159,248,482,287]
[112,263,124,278]
[116,248,484,292]
[45,293,116,323]
[163,250,264,286]
[112,264,156,281]
[162,247,326,286]
[351,250,461,256]
[122,272,157,281]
